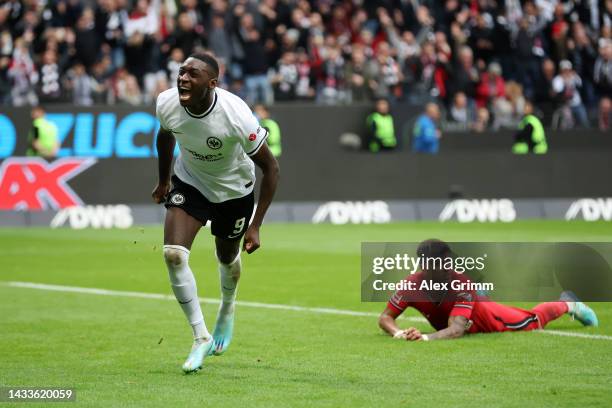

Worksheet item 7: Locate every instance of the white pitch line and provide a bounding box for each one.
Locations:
[537,330,612,341]
[3,281,425,322]
[4,281,611,341]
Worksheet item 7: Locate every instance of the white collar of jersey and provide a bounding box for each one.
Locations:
[183,89,218,119]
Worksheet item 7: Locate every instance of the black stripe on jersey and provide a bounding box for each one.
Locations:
[495,315,538,330]
[184,91,218,119]
[247,129,269,156]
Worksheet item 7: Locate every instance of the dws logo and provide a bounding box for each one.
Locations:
[439,199,516,223]
[50,205,133,229]
[312,201,391,224]
[565,198,612,221]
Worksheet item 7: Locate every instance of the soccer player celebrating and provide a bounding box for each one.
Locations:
[152,53,279,372]
[379,239,599,341]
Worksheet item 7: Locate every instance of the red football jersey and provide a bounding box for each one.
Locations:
[386,271,539,333]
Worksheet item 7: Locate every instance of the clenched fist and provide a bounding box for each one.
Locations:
[152,182,171,204]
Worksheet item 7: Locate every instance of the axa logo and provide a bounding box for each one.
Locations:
[50,205,133,229]
[439,199,516,223]
[312,201,391,224]
[0,157,96,210]
[565,198,612,221]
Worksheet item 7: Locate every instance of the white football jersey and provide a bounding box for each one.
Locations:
[156,87,268,203]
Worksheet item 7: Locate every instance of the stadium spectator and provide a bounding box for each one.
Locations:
[124,0,159,83]
[475,62,505,109]
[166,48,183,84]
[473,107,491,133]
[37,49,62,103]
[167,12,201,65]
[535,58,558,104]
[413,102,441,154]
[254,104,281,158]
[568,22,598,107]
[366,98,396,153]
[271,51,298,101]
[469,11,495,63]
[369,41,402,100]
[90,58,112,104]
[447,45,479,102]
[8,37,38,106]
[549,4,571,63]
[410,40,445,101]
[66,63,96,106]
[95,0,128,72]
[207,13,233,66]
[27,106,59,159]
[593,39,612,99]
[493,81,526,130]
[512,11,546,100]
[111,67,141,105]
[344,45,373,102]
[318,42,345,104]
[239,12,272,104]
[295,48,315,100]
[552,60,589,129]
[446,91,474,131]
[74,8,100,69]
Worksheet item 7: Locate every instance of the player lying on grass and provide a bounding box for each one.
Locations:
[379,239,599,341]
[153,53,279,372]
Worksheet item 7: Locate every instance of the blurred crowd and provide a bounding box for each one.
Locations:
[0,0,610,130]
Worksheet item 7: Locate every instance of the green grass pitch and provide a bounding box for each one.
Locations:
[1,221,611,407]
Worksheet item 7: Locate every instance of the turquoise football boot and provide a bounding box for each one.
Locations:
[182,337,214,373]
[560,291,599,327]
[210,309,234,356]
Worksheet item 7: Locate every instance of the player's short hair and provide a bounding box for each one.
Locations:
[417,239,452,260]
[417,239,455,273]
[188,53,219,78]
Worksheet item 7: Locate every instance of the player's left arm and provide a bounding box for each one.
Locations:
[403,315,469,341]
[243,142,280,254]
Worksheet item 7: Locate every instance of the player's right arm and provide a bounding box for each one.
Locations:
[378,306,410,339]
[379,288,414,339]
[152,127,176,204]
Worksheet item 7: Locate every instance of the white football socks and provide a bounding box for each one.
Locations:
[218,252,241,315]
[163,245,210,340]
[565,301,577,314]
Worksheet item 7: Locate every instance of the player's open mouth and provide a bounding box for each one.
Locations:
[178,87,191,101]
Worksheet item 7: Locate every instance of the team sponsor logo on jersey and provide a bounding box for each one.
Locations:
[185,147,223,161]
[248,133,257,141]
[50,204,133,229]
[312,201,391,224]
[565,198,612,221]
[439,199,516,223]
[0,157,96,210]
[170,193,185,205]
[206,137,223,150]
